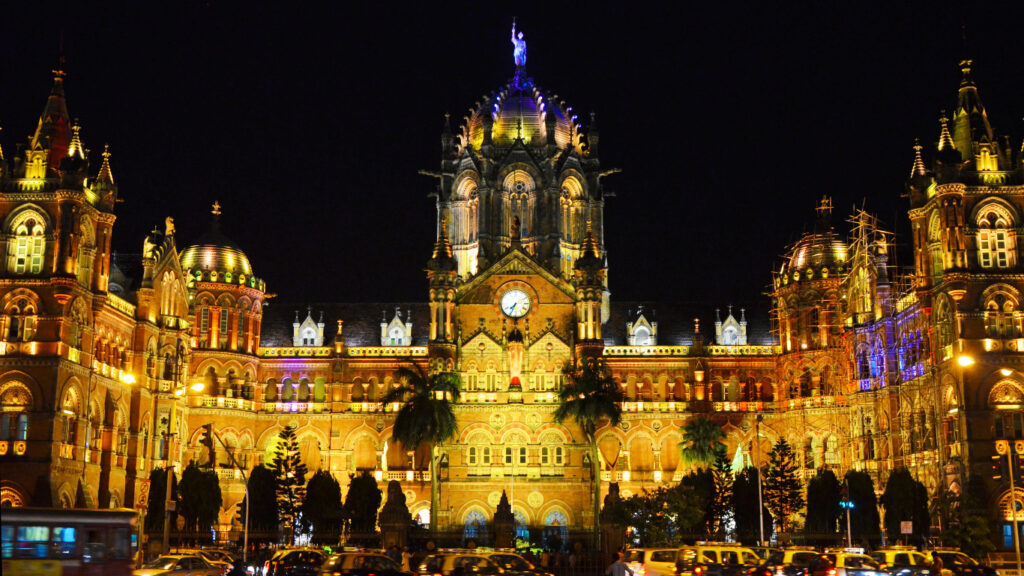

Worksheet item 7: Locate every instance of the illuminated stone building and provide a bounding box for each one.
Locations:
[1,50,1022,548]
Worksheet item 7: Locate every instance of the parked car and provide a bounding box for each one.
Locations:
[924,550,999,576]
[870,547,932,576]
[135,555,223,576]
[815,550,887,576]
[762,547,821,576]
[320,552,409,576]
[173,548,234,575]
[265,549,328,576]
[676,543,762,576]
[416,552,505,576]
[624,548,682,576]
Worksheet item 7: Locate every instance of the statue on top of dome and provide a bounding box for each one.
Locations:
[511,19,526,68]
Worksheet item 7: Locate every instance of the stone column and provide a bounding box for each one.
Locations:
[379,480,411,550]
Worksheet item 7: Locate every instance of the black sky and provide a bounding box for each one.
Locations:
[2,1,1022,307]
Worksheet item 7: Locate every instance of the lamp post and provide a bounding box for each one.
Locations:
[840,480,854,547]
[755,413,765,546]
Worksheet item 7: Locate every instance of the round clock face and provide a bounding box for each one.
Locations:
[500,289,531,318]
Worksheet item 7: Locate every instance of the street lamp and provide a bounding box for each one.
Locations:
[995,440,1023,576]
[840,480,854,547]
[754,413,765,546]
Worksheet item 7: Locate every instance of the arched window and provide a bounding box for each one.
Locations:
[0,383,33,441]
[977,204,1016,269]
[463,510,488,543]
[7,212,46,275]
[4,298,38,342]
[633,326,651,346]
[935,298,955,350]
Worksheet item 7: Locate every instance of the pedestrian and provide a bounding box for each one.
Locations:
[401,546,412,572]
[930,554,944,576]
[605,552,634,576]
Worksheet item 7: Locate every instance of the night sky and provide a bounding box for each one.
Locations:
[2,2,1022,308]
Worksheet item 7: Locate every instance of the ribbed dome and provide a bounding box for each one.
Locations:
[779,230,848,283]
[180,216,257,286]
[463,76,579,150]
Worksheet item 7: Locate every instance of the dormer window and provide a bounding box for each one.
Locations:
[632,326,651,346]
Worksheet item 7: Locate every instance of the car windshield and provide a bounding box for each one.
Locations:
[494,555,533,570]
[937,553,977,566]
[623,551,644,563]
[145,557,181,570]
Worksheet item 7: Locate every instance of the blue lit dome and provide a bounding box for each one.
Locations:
[462,77,582,150]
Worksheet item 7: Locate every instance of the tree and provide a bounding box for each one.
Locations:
[617,483,706,547]
[804,469,842,545]
[382,365,461,531]
[881,468,930,546]
[678,416,726,471]
[271,425,308,543]
[844,470,881,546]
[553,357,623,532]
[710,448,734,539]
[732,466,772,545]
[763,439,804,536]
[939,483,995,559]
[239,465,279,538]
[145,467,178,532]
[178,461,222,533]
[680,468,715,539]
[344,471,383,538]
[302,470,343,542]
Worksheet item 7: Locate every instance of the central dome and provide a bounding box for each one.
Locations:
[780,229,848,282]
[463,76,580,150]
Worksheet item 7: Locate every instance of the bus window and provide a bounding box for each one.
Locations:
[83,528,107,562]
[51,526,77,557]
[2,524,13,558]
[110,528,130,560]
[16,526,49,558]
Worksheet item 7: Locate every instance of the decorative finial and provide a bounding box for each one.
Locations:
[694,318,700,334]
[211,201,221,216]
[911,138,926,177]
[959,58,974,86]
[815,196,833,217]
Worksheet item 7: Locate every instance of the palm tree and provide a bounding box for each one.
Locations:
[678,416,725,470]
[553,356,623,532]
[382,364,461,531]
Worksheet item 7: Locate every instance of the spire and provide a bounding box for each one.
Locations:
[429,216,457,272]
[953,59,994,155]
[441,112,456,156]
[96,144,114,185]
[29,66,72,173]
[937,112,955,151]
[910,138,926,177]
[433,216,453,260]
[66,119,85,159]
[574,220,604,272]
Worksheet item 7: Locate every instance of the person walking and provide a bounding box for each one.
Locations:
[606,552,634,576]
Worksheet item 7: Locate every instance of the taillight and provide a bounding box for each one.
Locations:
[334,572,343,576]
[640,566,647,576]
[694,567,704,576]
[828,570,837,576]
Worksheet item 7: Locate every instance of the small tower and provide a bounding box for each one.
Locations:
[574,222,606,359]
[715,306,747,346]
[427,218,458,369]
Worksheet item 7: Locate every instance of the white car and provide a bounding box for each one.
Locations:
[623,548,680,576]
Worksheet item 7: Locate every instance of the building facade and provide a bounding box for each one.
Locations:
[1,51,1023,547]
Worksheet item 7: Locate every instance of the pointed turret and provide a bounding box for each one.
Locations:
[441,113,457,157]
[66,120,85,160]
[429,217,457,272]
[910,138,926,177]
[27,68,72,178]
[953,59,995,158]
[96,144,114,185]
[574,221,605,355]
[574,220,603,272]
